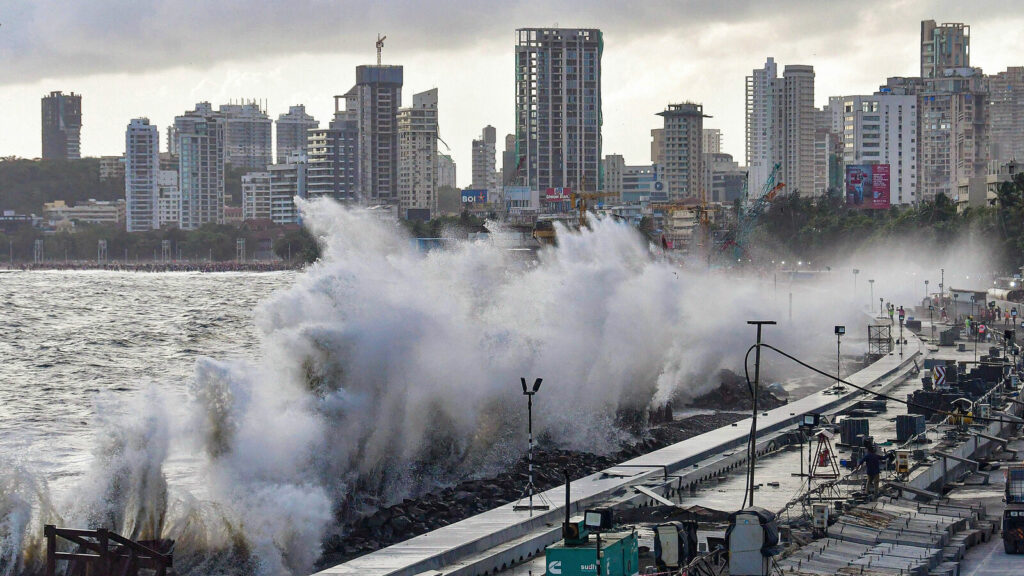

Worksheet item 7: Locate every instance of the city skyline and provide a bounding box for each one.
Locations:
[2,3,1023,187]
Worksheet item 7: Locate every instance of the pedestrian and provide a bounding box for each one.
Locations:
[860,444,882,496]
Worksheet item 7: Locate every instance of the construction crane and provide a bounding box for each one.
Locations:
[571,190,618,228]
[376,34,386,66]
[729,163,786,260]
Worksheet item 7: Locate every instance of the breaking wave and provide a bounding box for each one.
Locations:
[0,199,866,574]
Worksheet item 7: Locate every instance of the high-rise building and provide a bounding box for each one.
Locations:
[41,91,82,160]
[276,105,318,163]
[472,125,497,198]
[515,28,603,192]
[242,171,272,221]
[746,58,819,197]
[269,158,306,224]
[397,88,439,218]
[349,65,404,203]
[306,109,359,201]
[658,103,707,200]
[703,153,746,203]
[702,129,722,155]
[219,102,272,170]
[921,21,970,80]
[502,133,517,186]
[988,67,1024,163]
[780,65,816,196]
[918,68,988,201]
[746,58,778,196]
[829,94,918,204]
[157,170,180,227]
[603,154,625,198]
[175,102,226,229]
[437,153,457,189]
[124,118,160,232]
[650,129,665,164]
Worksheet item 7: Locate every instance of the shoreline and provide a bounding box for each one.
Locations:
[3,261,304,273]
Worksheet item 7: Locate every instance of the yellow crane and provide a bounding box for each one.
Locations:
[570,190,618,228]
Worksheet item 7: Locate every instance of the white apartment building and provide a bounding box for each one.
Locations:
[269,158,306,224]
[397,88,439,218]
[746,58,819,197]
[242,171,272,221]
[437,153,457,189]
[472,125,498,198]
[157,170,180,227]
[829,94,918,204]
[702,129,722,155]
[124,118,160,232]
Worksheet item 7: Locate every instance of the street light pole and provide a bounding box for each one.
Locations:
[746,320,776,508]
[513,377,547,515]
[869,279,875,311]
[925,280,930,303]
[853,269,860,300]
[835,326,846,391]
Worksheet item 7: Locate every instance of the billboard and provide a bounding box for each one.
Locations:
[846,164,890,209]
[461,189,488,204]
[544,187,572,202]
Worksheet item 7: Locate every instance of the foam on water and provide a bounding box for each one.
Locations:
[0,199,996,574]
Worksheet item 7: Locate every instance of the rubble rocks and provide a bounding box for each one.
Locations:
[316,411,746,569]
[688,369,787,410]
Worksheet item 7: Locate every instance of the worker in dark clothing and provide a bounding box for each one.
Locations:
[860,444,882,496]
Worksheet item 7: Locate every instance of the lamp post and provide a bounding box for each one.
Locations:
[925,279,930,303]
[929,305,935,341]
[940,268,945,307]
[853,269,860,297]
[898,306,905,358]
[880,297,884,318]
[835,326,846,391]
[513,377,548,514]
[746,320,776,507]
[954,293,960,321]
[869,279,875,311]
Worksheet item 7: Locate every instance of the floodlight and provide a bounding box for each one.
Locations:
[835,325,846,335]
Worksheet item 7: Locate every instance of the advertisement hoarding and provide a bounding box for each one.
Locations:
[544,187,572,202]
[461,189,488,204]
[845,164,890,209]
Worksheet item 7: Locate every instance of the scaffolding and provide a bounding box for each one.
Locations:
[97,240,107,264]
[236,237,246,262]
[868,325,894,358]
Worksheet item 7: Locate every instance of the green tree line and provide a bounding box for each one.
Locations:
[752,174,1024,271]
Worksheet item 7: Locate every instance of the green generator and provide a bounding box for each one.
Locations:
[545,522,639,576]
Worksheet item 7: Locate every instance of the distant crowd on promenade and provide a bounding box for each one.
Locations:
[3,260,302,273]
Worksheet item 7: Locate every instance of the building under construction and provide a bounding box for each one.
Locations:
[515,28,603,194]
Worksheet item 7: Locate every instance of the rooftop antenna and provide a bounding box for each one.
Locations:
[376,33,386,66]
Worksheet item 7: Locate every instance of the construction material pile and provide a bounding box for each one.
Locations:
[779,497,994,576]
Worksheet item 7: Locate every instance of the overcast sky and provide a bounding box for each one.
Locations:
[1,1,1022,187]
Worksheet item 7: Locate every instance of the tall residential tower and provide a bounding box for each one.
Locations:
[515,28,603,193]
[124,118,160,232]
[41,91,82,160]
[276,105,319,163]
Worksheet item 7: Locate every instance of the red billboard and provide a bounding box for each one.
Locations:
[846,164,890,209]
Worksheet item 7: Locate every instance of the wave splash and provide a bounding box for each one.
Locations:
[0,200,830,575]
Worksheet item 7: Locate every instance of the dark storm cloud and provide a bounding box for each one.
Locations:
[1,1,1015,85]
